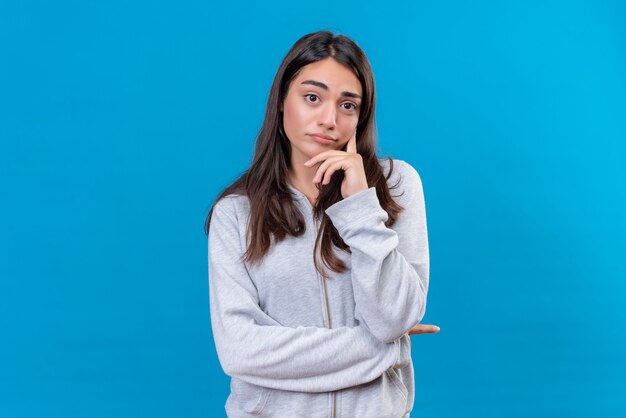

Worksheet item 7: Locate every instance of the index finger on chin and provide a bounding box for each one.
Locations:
[346,130,357,154]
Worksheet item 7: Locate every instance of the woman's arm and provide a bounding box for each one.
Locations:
[208,197,399,393]
[324,160,430,344]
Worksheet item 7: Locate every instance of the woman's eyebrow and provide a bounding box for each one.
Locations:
[300,79,362,99]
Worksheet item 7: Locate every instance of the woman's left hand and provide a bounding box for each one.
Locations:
[304,130,369,199]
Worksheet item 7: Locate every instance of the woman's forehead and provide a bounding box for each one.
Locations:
[294,59,362,95]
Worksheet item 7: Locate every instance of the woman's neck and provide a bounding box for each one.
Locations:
[288,153,320,206]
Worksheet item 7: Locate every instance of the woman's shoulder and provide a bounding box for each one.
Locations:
[377,157,422,183]
[211,193,250,226]
[377,157,424,201]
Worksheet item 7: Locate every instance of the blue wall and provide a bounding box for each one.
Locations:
[1,1,625,416]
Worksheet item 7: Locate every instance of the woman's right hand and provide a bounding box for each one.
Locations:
[407,324,440,335]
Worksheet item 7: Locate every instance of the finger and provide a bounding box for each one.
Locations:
[408,329,438,335]
[346,130,357,154]
[304,150,341,167]
[313,156,344,184]
[320,158,348,185]
[408,324,440,335]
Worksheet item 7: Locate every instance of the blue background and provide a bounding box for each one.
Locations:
[1,1,625,417]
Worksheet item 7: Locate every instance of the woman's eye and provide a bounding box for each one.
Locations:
[342,103,358,111]
[305,94,319,103]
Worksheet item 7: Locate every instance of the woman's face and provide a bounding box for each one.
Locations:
[281,57,362,163]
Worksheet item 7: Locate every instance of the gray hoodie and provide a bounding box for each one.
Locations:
[207,158,430,417]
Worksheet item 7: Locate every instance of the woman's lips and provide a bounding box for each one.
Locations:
[309,134,335,145]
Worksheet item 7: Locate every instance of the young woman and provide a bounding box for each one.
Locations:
[205,30,438,418]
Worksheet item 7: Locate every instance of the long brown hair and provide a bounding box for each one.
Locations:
[204,30,405,279]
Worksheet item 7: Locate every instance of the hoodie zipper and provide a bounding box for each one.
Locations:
[313,215,336,418]
[298,191,336,418]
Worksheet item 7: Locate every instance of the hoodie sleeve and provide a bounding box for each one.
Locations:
[324,160,430,344]
[207,197,400,393]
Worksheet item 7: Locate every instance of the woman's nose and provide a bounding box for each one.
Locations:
[318,103,336,128]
